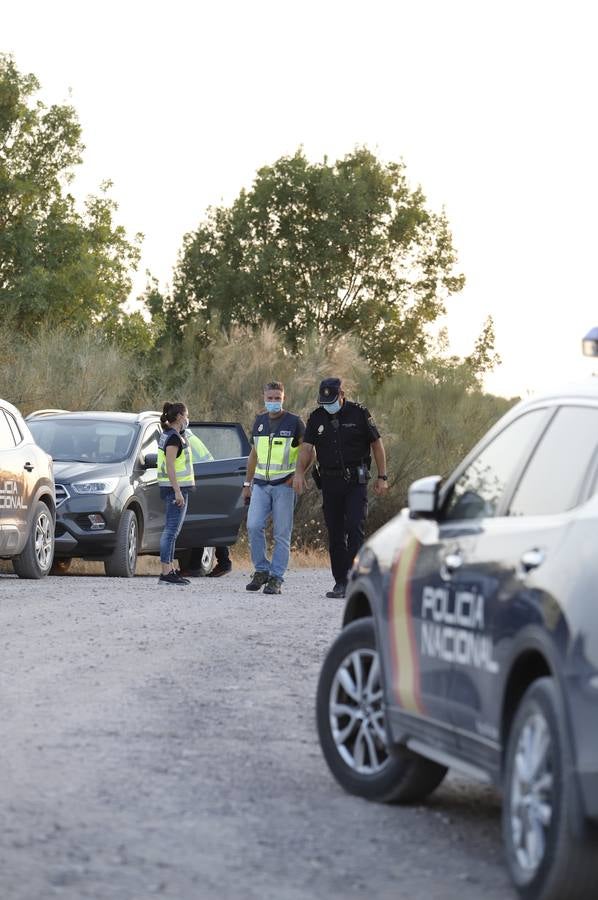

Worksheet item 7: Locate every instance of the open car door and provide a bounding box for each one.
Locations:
[176,421,250,550]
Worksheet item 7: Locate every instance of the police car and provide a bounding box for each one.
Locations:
[0,398,55,578]
[316,369,598,899]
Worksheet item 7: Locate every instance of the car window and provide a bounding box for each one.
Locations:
[0,410,16,450]
[5,412,23,445]
[508,405,598,516]
[443,409,547,521]
[29,419,138,463]
[140,425,160,460]
[188,424,249,460]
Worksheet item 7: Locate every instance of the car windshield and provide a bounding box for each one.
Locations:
[29,419,138,463]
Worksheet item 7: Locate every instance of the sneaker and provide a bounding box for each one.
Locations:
[158,570,189,586]
[263,576,282,595]
[246,571,269,591]
[325,582,346,599]
[173,570,191,584]
[207,563,232,578]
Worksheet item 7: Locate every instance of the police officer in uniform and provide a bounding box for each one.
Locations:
[293,378,388,598]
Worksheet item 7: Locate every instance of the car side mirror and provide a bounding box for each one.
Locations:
[408,475,442,518]
[583,327,598,356]
[143,453,158,469]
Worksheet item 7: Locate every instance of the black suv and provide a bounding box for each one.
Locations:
[0,398,55,578]
[317,381,598,900]
[27,410,250,577]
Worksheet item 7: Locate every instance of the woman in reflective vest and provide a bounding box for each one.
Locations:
[157,401,195,586]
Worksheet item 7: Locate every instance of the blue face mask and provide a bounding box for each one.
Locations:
[321,400,341,415]
[265,401,282,414]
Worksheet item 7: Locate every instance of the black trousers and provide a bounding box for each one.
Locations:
[321,477,368,586]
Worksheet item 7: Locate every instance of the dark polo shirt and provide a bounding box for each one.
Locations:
[304,400,380,470]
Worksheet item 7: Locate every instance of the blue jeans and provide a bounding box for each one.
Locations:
[247,482,296,580]
[159,486,191,564]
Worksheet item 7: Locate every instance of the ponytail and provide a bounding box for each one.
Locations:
[160,401,187,430]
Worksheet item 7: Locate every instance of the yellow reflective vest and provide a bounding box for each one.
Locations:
[186,430,213,463]
[157,428,195,487]
[252,412,301,483]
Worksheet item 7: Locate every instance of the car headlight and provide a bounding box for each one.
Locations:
[71,478,120,494]
[352,546,376,575]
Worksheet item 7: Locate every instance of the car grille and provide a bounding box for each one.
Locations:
[55,483,70,508]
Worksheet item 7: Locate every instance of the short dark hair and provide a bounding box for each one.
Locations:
[263,381,284,393]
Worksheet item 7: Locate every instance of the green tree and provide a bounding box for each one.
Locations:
[0,55,141,333]
[165,147,465,377]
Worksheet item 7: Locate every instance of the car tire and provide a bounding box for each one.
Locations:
[103,509,138,578]
[50,557,72,575]
[316,617,447,803]
[12,500,54,580]
[502,677,598,900]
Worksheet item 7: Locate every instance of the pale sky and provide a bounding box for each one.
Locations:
[4,0,598,397]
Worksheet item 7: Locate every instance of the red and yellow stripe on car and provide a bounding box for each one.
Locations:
[389,535,425,715]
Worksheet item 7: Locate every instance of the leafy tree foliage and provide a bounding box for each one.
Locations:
[163,148,466,377]
[0,56,141,333]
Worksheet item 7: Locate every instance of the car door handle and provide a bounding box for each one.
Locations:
[520,548,545,571]
[440,551,463,580]
[24,462,34,472]
[444,552,463,571]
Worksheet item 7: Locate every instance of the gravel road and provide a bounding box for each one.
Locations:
[1,568,513,900]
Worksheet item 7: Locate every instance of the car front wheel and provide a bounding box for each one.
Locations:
[502,677,598,900]
[316,617,447,803]
[12,500,54,579]
[104,509,138,577]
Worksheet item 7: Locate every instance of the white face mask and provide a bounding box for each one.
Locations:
[321,400,341,415]
[181,416,189,431]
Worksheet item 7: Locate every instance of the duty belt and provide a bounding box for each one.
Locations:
[320,465,359,476]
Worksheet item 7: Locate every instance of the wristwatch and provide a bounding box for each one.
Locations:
[377,475,388,481]
[243,481,252,488]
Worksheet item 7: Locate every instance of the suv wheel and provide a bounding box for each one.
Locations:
[12,500,54,579]
[104,509,138,578]
[502,677,598,899]
[316,617,447,803]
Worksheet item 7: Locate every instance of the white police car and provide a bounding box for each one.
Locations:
[317,357,598,899]
[0,398,55,578]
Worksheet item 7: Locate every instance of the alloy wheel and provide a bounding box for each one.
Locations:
[34,511,53,571]
[127,516,137,571]
[509,710,554,876]
[329,649,389,774]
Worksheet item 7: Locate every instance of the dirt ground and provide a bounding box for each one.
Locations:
[1,567,512,900]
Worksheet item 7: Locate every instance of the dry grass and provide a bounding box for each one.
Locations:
[0,320,516,555]
[0,548,328,578]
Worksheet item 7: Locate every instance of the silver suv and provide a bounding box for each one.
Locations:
[0,399,55,578]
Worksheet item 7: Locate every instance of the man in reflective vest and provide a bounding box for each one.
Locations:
[243,380,308,594]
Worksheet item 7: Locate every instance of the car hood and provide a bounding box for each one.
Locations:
[52,461,127,483]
